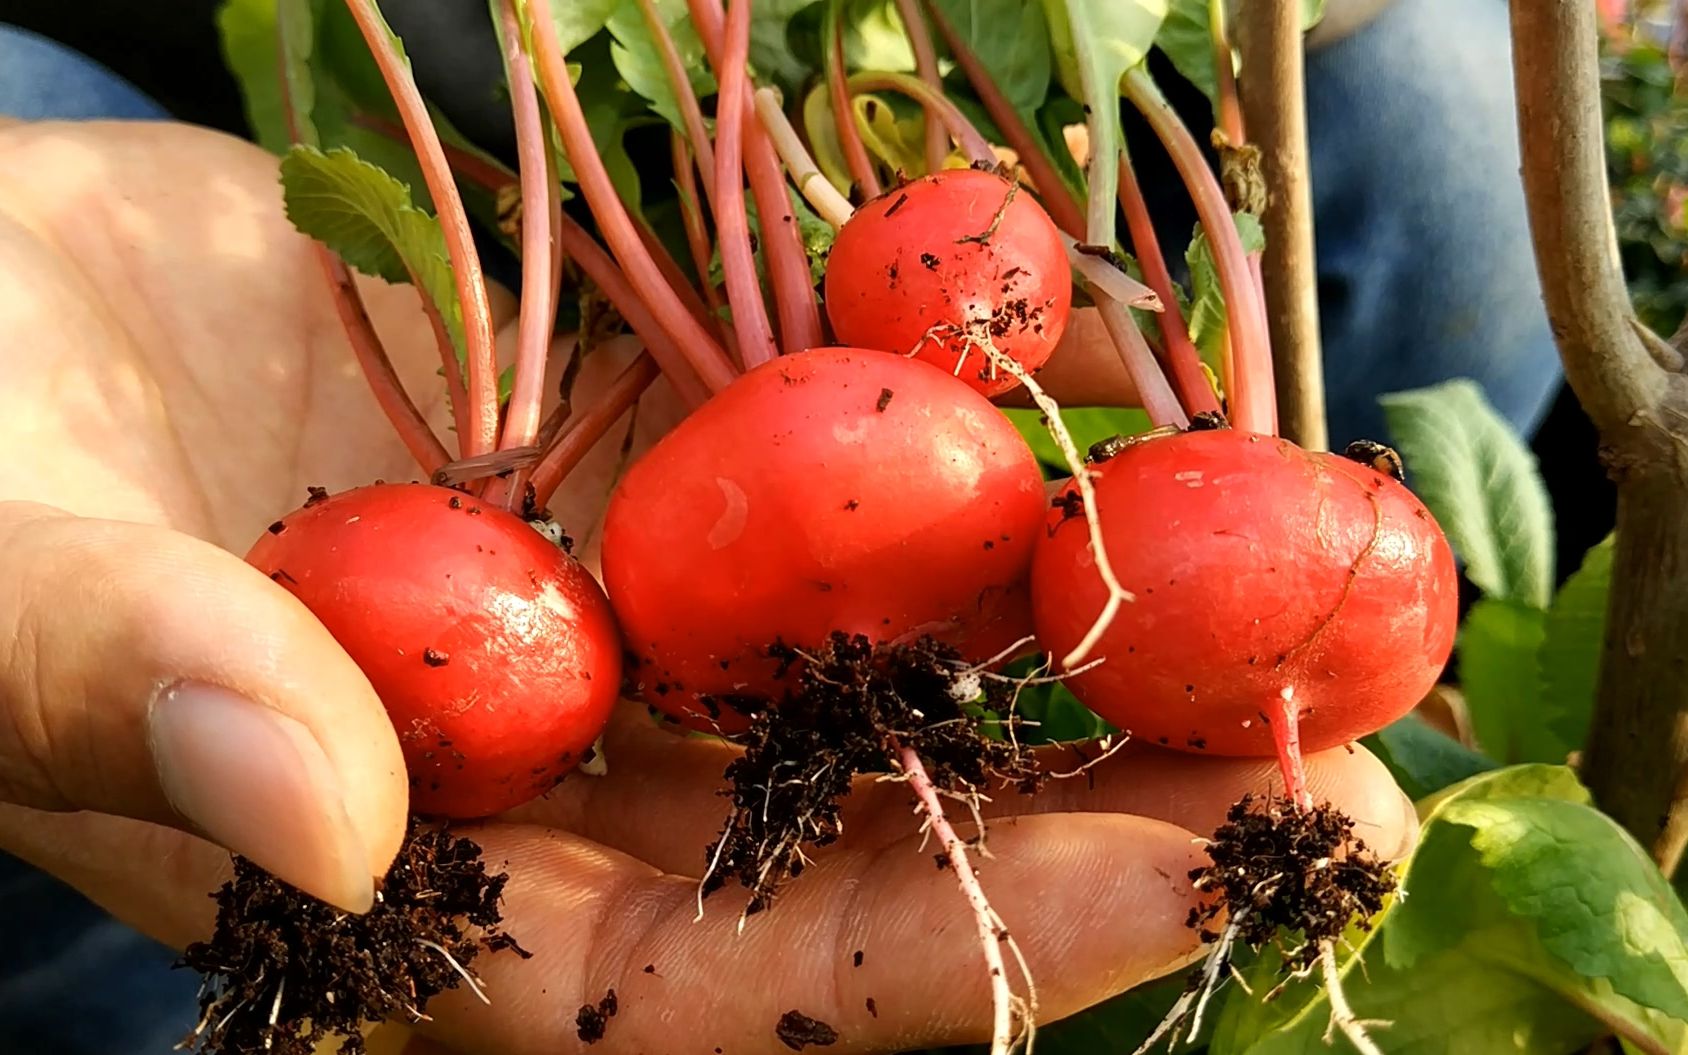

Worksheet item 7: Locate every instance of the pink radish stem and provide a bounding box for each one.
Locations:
[688,0,826,357]
[319,254,451,474]
[921,0,1086,238]
[527,0,740,395]
[892,0,948,172]
[826,0,883,197]
[711,0,780,368]
[1124,68,1275,436]
[1118,153,1222,417]
[672,133,735,346]
[343,0,500,456]
[494,0,558,456]
[637,0,718,204]
[529,351,662,508]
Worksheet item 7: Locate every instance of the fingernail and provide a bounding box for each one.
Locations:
[148,681,375,913]
[1392,788,1422,861]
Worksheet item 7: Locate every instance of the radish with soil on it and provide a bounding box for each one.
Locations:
[823,167,1074,397]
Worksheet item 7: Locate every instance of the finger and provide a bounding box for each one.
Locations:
[515,726,1415,874]
[0,503,408,910]
[417,815,1207,1055]
[995,305,1141,409]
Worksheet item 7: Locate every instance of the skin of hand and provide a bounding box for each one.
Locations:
[0,118,1418,1055]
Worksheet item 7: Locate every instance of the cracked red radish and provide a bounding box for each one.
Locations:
[1031,428,1458,763]
[599,346,1046,730]
[245,482,621,818]
[823,168,1072,397]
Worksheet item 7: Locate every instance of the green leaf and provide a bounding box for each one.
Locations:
[1154,0,1325,113]
[749,0,824,94]
[1041,0,1166,242]
[545,0,622,55]
[606,0,717,134]
[1458,599,1556,765]
[1041,0,1166,106]
[1212,765,1688,1055]
[1361,716,1497,802]
[999,406,1155,476]
[1381,379,1556,609]
[853,93,930,175]
[929,0,1053,115]
[280,145,465,358]
[1025,971,1194,1054]
[1538,535,1614,754]
[1184,212,1265,378]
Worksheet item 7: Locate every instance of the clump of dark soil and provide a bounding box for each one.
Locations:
[775,1009,840,1050]
[178,820,527,1055]
[575,988,619,1044]
[701,632,1042,915]
[1185,794,1395,970]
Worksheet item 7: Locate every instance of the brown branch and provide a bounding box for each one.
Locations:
[1511,0,1688,875]
[1235,2,1326,450]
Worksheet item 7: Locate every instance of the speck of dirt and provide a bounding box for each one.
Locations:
[983,540,995,550]
[1052,490,1084,522]
[1188,411,1231,432]
[844,499,860,511]
[1185,795,1395,971]
[883,192,909,217]
[920,252,940,270]
[1086,434,1131,464]
[642,964,657,974]
[865,997,878,1018]
[267,521,286,535]
[178,820,526,1055]
[876,388,894,412]
[269,569,298,586]
[702,634,1040,915]
[423,648,450,668]
[304,486,330,507]
[775,1010,839,1051]
[575,988,619,1044]
[852,950,863,968]
[449,495,463,509]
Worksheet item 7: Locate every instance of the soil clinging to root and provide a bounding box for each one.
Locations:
[179,820,527,1055]
[1186,794,1395,969]
[701,632,1043,915]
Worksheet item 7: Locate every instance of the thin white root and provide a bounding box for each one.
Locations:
[754,87,855,229]
[263,978,285,1050]
[973,344,1134,669]
[1127,910,1245,1055]
[1041,732,1132,779]
[899,745,1032,1055]
[697,828,733,923]
[415,939,491,1006]
[1320,942,1388,1055]
[1061,233,1161,310]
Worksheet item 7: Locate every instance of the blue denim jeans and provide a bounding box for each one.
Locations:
[0,1,1564,1050]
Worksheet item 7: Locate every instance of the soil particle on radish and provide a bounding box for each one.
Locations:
[1186,795,1394,969]
[701,633,1040,915]
[179,821,526,1055]
[775,1010,839,1050]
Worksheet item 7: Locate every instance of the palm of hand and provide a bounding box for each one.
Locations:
[0,120,1414,1055]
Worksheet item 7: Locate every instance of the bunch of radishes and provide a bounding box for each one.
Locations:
[243,0,1460,1049]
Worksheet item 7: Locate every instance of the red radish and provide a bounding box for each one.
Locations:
[1031,427,1458,761]
[823,168,1072,397]
[246,482,621,819]
[599,346,1046,729]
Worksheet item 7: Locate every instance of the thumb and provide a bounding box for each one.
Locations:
[0,501,408,911]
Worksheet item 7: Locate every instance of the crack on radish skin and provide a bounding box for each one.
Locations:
[1275,475,1385,674]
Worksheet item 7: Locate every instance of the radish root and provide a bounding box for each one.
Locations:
[899,745,1036,1055]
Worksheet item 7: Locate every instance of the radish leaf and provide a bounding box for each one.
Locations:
[607,0,717,134]
[1458,599,1551,764]
[280,145,465,359]
[1382,379,1556,610]
[1538,534,1614,757]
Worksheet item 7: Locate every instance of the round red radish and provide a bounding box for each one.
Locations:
[1031,428,1458,756]
[823,168,1072,397]
[599,346,1046,730]
[245,483,621,818]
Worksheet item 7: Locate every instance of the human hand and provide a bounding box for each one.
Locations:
[0,118,1416,1054]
